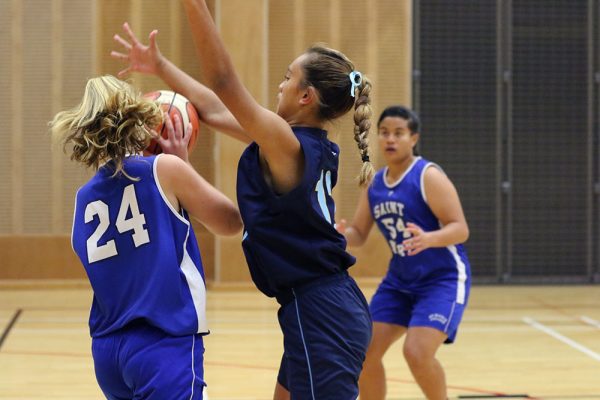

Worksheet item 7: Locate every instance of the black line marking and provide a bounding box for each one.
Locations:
[0,309,22,350]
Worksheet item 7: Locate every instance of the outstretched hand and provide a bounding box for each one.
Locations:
[402,222,432,256]
[156,113,192,163]
[111,22,162,78]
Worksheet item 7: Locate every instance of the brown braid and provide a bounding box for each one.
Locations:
[301,45,374,186]
[353,76,374,186]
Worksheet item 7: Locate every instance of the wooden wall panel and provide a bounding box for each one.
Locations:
[59,0,95,233]
[0,236,84,279]
[268,0,296,112]
[9,0,23,234]
[216,0,267,282]
[133,1,175,92]
[375,0,413,132]
[98,0,133,83]
[181,1,217,281]
[0,0,13,233]
[0,0,411,282]
[351,0,413,278]
[22,0,53,233]
[304,0,331,47]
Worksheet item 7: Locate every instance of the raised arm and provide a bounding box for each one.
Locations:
[181,0,303,193]
[337,187,374,247]
[111,23,251,144]
[158,154,242,235]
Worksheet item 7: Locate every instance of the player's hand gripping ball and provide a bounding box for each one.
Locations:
[143,90,200,155]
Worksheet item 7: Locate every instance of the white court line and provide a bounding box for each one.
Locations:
[581,315,600,329]
[522,317,600,362]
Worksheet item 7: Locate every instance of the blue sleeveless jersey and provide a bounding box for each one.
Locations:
[237,127,356,298]
[368,157,470,303]
[71,155,208,337]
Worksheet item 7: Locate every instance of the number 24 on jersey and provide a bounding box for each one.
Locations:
[84,184,150,263]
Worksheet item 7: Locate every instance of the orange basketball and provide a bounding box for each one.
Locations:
[143,90,200,156]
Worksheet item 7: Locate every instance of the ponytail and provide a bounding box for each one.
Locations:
[351,74,374,186]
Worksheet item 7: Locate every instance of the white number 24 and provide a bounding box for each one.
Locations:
[84,184,150,263]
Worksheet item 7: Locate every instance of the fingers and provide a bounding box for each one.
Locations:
[148,30,158,49]
[117,67,131,79]
[122,22,141,46]
[163,112,176,141]
[163,113,186,144]
[158,112,189,161]
[404,222,422,236]
[172,113,184,140]
[402,237,421,256]
[335,219,347,234]
[113,33,132,51]
[183,121,192,146]
[111,51,128,61]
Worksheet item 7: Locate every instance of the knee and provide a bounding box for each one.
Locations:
[402,342,429,369]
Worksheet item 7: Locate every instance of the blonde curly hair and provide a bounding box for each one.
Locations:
[50,75,162,179]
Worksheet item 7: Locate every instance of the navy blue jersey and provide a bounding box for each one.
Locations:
[368,157,470,303]
[237,127,355,298]
[72,155,208,337]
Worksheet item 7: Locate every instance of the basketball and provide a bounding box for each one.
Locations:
[143,90,200,155]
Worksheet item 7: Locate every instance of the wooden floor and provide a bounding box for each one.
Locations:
[1,281,600,399]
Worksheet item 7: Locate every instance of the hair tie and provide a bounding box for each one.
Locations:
[349,71,363,98]
[361,154,370,163]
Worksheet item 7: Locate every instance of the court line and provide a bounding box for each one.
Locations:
[580,316,600,329]
[0,309,22,350]
[522,317,600,362]
[0,349,510,397]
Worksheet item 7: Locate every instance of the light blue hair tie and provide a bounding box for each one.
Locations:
[349,71,362,97]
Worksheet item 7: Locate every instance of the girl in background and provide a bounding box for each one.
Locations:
[337,105,471,400]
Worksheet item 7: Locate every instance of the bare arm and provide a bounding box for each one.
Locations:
[158,155,242,236]
[402,166,469,256]
[156,114,242,236]
[337,187,374,247]
[181,0,303,193]
[111,23,251,144]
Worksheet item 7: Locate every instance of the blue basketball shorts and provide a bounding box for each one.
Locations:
[276,272,372,399]
[91,322,206,400]
[370,276,469,343]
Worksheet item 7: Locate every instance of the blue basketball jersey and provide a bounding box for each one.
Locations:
[236,127,356,298]
[368,157,470,304]
[72,155,208,337]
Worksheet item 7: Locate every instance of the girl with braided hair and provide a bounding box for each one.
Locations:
[337,105,471,400]
[111,0,374,398]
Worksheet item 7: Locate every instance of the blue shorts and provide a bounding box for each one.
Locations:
[91,322,205,400]
[370,276,469,343]
[276,272,372,399]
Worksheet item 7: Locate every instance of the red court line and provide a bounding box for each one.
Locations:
[0,349,517,397]
[1,349,88,358]
[526,296,591,327]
